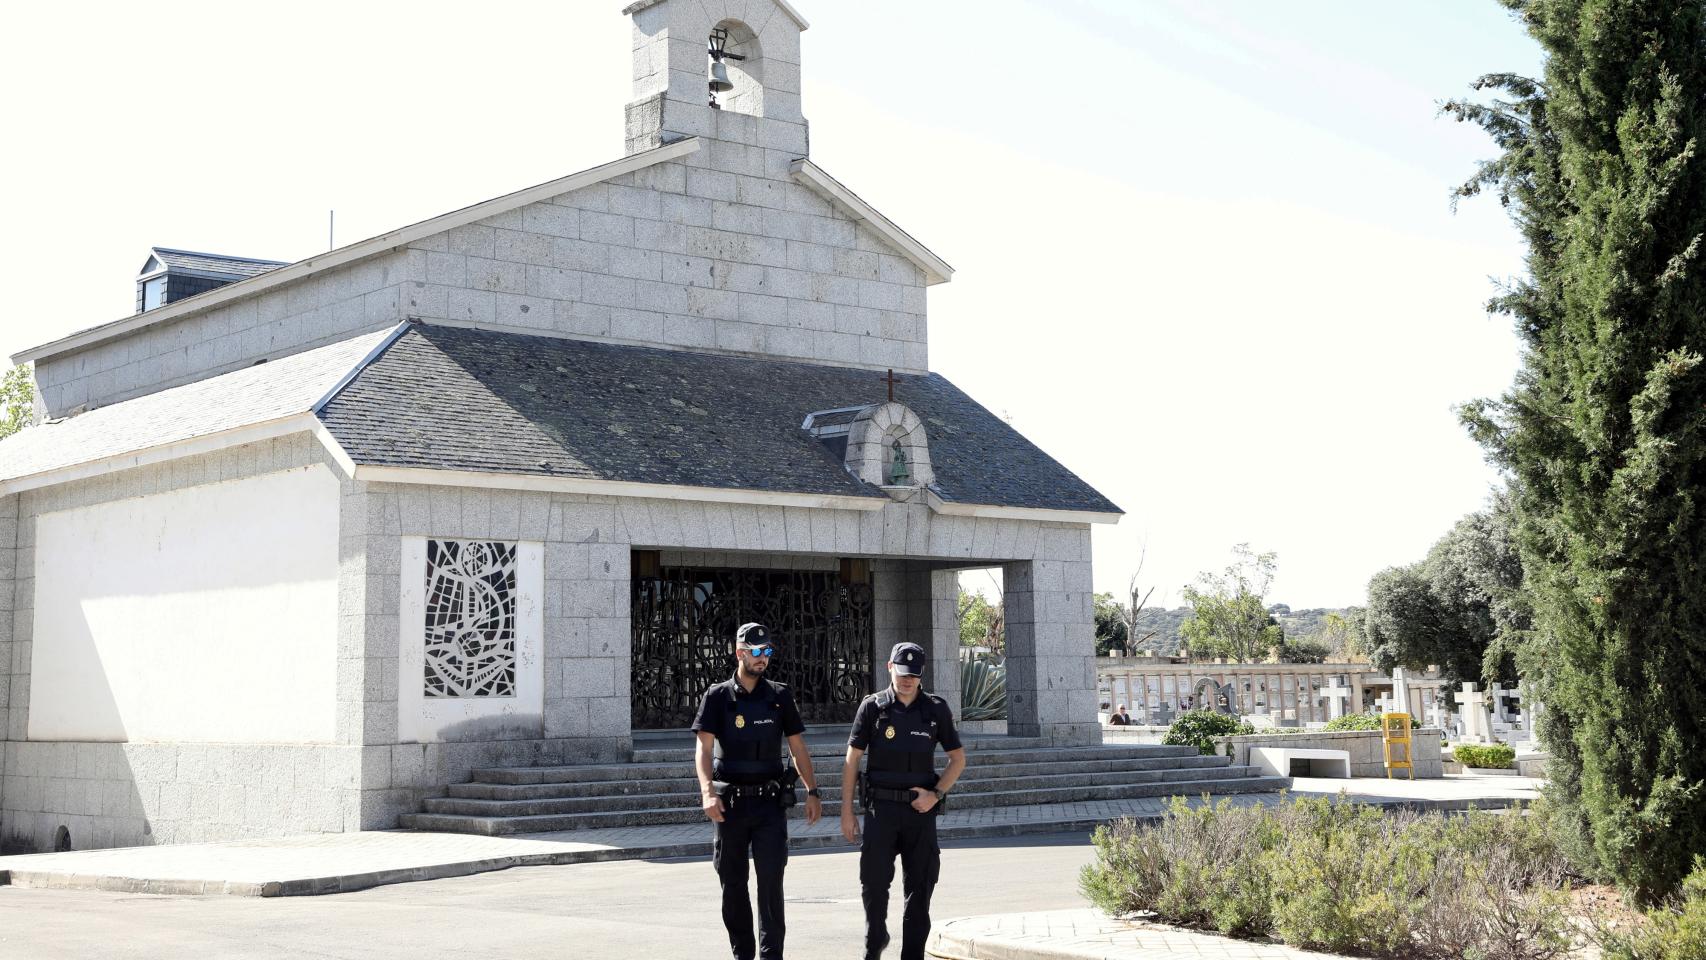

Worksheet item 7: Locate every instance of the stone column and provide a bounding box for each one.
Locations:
[0,493,16,813]
[870,560,909,693]
[909,566,961,718]
[1002,556,1100,745]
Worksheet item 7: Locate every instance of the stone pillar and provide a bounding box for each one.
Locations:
[1002,556,1100,745]
[871,560,909,694]
[0,493,16,816]
[911,567,961,718]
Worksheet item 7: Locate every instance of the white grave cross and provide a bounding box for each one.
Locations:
[1459,682,1493,744]
[1323,678,1352,720]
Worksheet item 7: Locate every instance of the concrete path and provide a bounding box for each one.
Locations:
[929,909,1335,960]
[0,773,1541,897]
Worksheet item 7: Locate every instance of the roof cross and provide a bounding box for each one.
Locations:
[882,369,902,403]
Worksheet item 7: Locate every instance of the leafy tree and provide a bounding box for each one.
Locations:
[0,365,32,439]
[1093,591,1128,656]
[1319,610,1370,662]
[1276,635,1331,664]
[958,588,1000,651]
[1449,0,1706,900]
[1180,545,1284,662]
[1363,495,1528,699]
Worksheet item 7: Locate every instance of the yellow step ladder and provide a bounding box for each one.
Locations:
[1382,712,1414,780]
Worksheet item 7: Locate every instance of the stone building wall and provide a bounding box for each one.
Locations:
[32,254,407,418]
[0,436,365,851]
[33,114,929,419]
[2,440,1098,846]
[347,485,1097,829]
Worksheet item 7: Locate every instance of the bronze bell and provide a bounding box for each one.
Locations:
[709,59,734,94]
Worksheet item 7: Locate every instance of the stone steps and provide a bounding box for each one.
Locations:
[472,743,1204,785]
[401,738,1287,838]
[444,755,1236,800]
[424,766,1269,817]
[399,775,1290,835]
[626,737,1199,763]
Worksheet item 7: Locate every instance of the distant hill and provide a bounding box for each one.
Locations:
[1127,603,1356,657]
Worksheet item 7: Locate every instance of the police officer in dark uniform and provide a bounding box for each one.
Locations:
[692,623,824,960]
[839,642,967,960]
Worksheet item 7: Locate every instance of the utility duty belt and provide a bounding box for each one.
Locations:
[857,773,945,815]
[713,768,799,807]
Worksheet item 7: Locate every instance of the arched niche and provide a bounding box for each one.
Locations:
[845,402,934,489]
[712,19,766,117]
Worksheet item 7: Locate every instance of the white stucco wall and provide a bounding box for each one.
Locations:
[28,465,342,743]
[397,538,544,743]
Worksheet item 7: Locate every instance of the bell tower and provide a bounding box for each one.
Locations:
[622,0,809,157]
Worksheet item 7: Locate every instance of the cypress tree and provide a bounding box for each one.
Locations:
[1452,0,1706,901]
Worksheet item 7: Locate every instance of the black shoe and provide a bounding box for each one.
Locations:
[864,933,890,960]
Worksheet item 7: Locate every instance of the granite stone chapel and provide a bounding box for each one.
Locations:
[0,0,1121,851]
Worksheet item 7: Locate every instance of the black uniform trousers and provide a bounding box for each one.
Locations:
[713,796,789,960]
[859,799,941,960]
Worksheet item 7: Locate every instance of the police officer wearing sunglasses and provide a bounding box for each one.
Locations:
[692,623,823,960]
[839,642,967,960]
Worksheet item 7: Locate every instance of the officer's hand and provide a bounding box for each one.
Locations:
[839,810,859,843]
[702,791,725,823]
[909,787,938,814]
[805,794,823,826]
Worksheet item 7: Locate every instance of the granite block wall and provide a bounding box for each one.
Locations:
[0,436,365,852]
[35,87,928,419]
[2,443,1100,843]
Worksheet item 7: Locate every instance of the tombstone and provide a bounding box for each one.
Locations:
[1323,678,1352,721]
[1391,667,1412,717]
[1458,682,1493,744]
[1428,698,1451,734]
[1492,684,1521,723]
[1154,704,1175,727]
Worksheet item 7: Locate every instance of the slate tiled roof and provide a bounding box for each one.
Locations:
[148,247,287,279]
[319,324,1122,515]
[0,329,391,484]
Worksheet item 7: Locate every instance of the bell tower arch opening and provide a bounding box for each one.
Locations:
[624,0,809,156]
[708,20,765,116]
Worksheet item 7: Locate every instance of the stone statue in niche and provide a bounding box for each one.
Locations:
[888,440,911,485]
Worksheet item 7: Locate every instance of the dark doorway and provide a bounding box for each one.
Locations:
[631,564,875,729]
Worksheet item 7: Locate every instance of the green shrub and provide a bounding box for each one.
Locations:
[1161,710,1254,755]
[1325,712,1384,731]
[1081,796,1286,937]
[1600,858,1706,960]
[959,657,1006,721]
[1455,744,1517,769]
[1080,795,1578,958]
[1324,712,1422,732]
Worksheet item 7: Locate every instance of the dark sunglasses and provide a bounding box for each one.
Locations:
[742,645,776,658]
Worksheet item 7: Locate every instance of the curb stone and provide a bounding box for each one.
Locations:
[0,788,1535,898]
[927,909,1337,960]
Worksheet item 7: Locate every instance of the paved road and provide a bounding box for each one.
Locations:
[0,832,1099,959]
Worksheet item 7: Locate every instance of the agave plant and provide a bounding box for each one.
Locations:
[960,657,1007,721]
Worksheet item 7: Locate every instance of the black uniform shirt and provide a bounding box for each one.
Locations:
[848,689,963,751]
[690,673,807,738]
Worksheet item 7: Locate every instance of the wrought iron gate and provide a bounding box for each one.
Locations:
[631,566,875,729]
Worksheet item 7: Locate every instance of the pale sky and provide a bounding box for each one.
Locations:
[0,1,1540,609]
